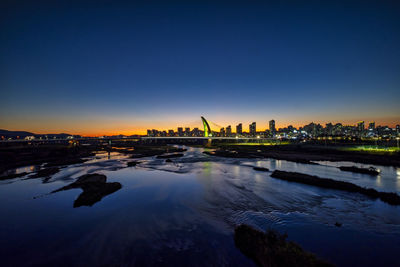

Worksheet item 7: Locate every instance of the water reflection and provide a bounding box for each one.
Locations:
[0,146,399,266]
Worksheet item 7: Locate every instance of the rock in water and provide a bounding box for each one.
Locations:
[253,167,269,172]
[127,161,140,167]
[270,170,400,205]
[52,173,121,208]
[30,167,60,178]
[234,224,333,267]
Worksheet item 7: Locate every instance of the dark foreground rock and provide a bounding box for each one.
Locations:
[338,166,380,176]
[156,153,184,159]
[234,224,333,267]
[270,170,400,205]
[253,167,270,172]
[127,161,141,167]
[0,172,28,180]
[52,173,122,208]
[29,167,60,178]
[44,157,87,167]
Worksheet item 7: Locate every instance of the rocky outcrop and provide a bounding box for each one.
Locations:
[234,224,332,267]
[30,167,60,178]
[270,170,400,205]
[52,173,122,208]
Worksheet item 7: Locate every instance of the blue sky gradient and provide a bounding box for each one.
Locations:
[1,1,399,134]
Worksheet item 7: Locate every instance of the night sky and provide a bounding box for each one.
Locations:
[1,1,399,135]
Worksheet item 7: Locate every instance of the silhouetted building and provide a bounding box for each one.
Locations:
[220,127,225,137]
[249,122,256,136]
[325,123,333,136]
[236,123,242,136]
[368,122,375,131]
[226,125,232,136]
[185,127,190,136]
[192,128,200,136]
[168,130,174,136]
[269,120,276,135]
[357,121,365,137]
[177,127,183,137]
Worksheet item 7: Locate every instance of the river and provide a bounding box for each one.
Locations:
[1,146,399,266]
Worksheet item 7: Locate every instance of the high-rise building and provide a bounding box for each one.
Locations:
[185,127,191,136]
[226,125,232,136]
[269,120,276,135]
[192,128,200,136]
[177,127,183,137]
[220,127,225,137]
[249,122,256,136]
[168,130,174,136]
[147,129,152,136]
[236,123,242,136]
[325,123,333,136]
[357,121,365,136]
[368,122,375,131]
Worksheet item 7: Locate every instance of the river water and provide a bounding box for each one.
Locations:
[1,146,399,266]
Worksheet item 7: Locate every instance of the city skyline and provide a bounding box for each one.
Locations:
[2,116,399,137]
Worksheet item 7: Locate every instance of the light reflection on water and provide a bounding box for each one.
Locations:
[0,146,399,266]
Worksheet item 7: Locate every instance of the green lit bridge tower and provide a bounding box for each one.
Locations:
[201,116,212,137]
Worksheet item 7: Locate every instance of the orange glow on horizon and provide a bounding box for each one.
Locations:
[21,121,400,137]
[2,115,399,137]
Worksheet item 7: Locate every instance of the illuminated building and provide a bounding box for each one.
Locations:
[249,122,256,136]
[236,123,242,136]
[177,127,183,137]
[368,122,375,131]
[192,128,200,136]
[269,120,276,135]
[220,127,225,137]
[226,125,232,136]
[185,127,190,136]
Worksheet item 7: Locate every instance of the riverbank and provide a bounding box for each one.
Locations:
[206,144,400,167]
[0,144,186,179]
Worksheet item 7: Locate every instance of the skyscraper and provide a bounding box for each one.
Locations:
[368,122,375,131]
[177,127,183,137]
[185,127,191,136]
[357,121,365,136]
[192,128,200,136]
[249,122,256,136]
[269,120,276,135]
[236,123,242,136]
[220,127,225,137]
[226,125,232,136]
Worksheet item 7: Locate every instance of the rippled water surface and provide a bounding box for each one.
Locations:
[1,146,399,266]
